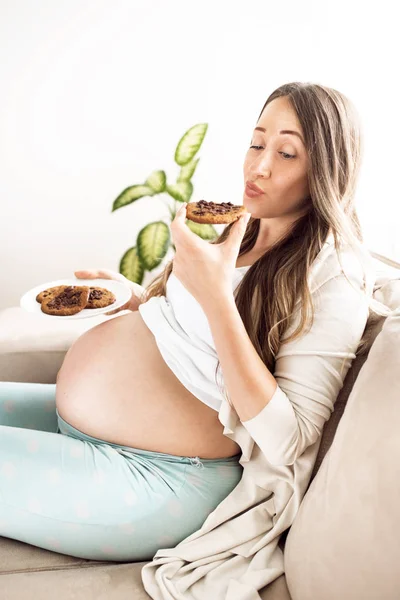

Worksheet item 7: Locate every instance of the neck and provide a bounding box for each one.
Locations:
[253,216,296,253]
[253,201,313,252]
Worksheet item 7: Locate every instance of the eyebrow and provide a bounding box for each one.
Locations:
[254,127,304,144]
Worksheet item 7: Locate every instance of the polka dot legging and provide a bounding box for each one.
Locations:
[0,381,243,562]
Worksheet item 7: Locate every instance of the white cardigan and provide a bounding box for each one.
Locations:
[141,238,376,600]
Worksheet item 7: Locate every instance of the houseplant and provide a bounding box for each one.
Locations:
[112,123,218,285]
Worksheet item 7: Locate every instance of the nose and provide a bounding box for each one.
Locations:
[249,167,271,182]
[249,151,272,179]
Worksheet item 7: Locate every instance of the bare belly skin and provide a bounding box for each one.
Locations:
[56,311,241,459]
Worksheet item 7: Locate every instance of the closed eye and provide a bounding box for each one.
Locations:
[280,152,296,159]
[249,146,296,160]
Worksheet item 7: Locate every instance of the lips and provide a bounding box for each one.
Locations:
[246,181,264,194]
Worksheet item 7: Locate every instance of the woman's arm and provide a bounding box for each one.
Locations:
[74,269,145,312]
[203,269,369,467]
[128,283,146,311]
[204,293,278,421]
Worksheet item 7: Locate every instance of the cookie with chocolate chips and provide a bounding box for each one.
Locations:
[36,285,68,304]
[41,286,90,316]
[186,200,247,224]
[85,286,116,309]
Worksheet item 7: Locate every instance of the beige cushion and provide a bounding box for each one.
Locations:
[0,307,126,383]
[0,536,291,600]
[0,537,150,600]
[284,308,400,599]
[310,276,400,479]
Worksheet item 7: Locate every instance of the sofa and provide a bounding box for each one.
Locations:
[1,251,400,600]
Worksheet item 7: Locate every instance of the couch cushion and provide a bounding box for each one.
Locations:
[0,307,126,383]
[0,536,95,573]
[1,560,151,600]
[310,276,400,480]
[284,308,400,600]
[0,535,291,600]
[0,536,152,599]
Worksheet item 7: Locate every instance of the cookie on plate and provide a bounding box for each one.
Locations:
[41,286,90,316]
[186,200,247,224]
[86,286,116,309]
[36,285,68,304]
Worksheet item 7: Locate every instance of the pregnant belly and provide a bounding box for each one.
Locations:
[56,311,241,459]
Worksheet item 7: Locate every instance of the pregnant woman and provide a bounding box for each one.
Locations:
[0,82,376,564]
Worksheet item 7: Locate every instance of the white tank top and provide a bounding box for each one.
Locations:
[138,266,250,411]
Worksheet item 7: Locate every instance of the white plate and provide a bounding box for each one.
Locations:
[20,278,132,320]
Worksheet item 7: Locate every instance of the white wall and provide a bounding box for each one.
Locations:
[1,0,399,310]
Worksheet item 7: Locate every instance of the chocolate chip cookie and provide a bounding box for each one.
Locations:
[41,286,91,316]
[86,287,116,309]
[186,200,247,224]
[36,285,68,304]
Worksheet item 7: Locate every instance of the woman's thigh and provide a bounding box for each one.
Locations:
[0,414,243,562]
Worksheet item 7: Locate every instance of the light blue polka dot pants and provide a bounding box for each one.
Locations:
[0,381,243,562]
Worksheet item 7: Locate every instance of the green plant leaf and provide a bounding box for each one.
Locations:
[185,219,218,240]
[177,158,200,183]
[112,185,156,212]
[137,221,171,271]
[119,246,145,284]
[174,124,208,166]
[145,170,166,193]
[166,181,193,203]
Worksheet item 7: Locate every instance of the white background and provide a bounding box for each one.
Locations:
[1,0,399,310]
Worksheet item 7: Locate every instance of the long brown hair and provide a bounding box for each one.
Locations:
[141,82,371,400]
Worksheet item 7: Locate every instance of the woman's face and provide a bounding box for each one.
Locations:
[243,95,311,220]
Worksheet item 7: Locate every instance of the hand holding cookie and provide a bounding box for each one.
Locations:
[170,201,251,310]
